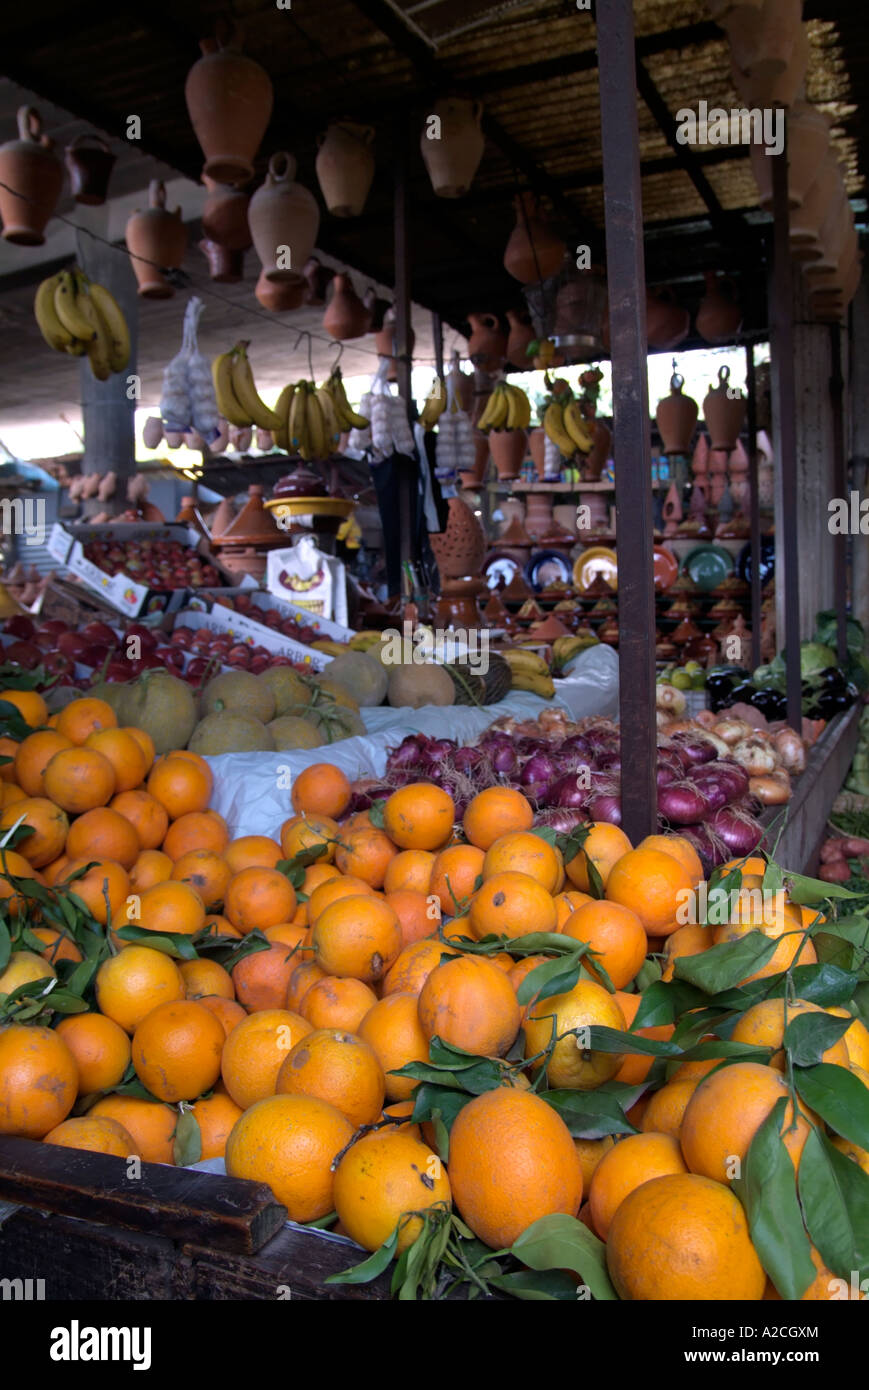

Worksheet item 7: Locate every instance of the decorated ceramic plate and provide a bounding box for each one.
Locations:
[524,551,573,592]
[573,546,618,593]
[682,544,734,592]
[482,553,521,590]
[653,545,679,592]
[737,537,775,586]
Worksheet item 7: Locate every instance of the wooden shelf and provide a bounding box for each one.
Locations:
[501,480,666,493]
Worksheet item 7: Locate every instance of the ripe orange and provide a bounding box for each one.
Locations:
[94,944,186,1034]
[507,954,555,1019]
[468,870,557,942]
[0,687,48,729]
[334,825,397,887]
[90,1095,176,1164]
[640,1077,701,1138]
[30,926,82,964]
[190,1091,244,1160]
[638,833,704,886]
[573,1135,616,1193]
[311,895,402,983]
[561,900,648,989]
[147,754,213,819]
[171,849,231,910]
[110,790,169,851]
[483,831,562,893]
[133,880,206,937]
[225,1093,354,1222]
[0,796,68,867]
[380,1100,422,1137]
[718,855,767,878]
[291,763,352,819]
[382,937,459,997]
[588,1131,688,1238]
[163,810,229,861]
[263,922,308,951]
[463,787,534,851]
[286,960,327,1013]
[661,922,713,981]
[13,730,73,796]
[129,848,173,891]
[202,913,241,940]
[564,822,632,892]
[606,1173,766,1300]
[605,847,694,937]
[383,783,455,851]
[730,999,851,1071]
[0,1024,78,1137]
[613,990,675,1085]
[179,957,235,1001]
[418,955,520,1058]
[828,1008,869,1072]
[63,857,130,926]
[426,844,485,916]
[0,849,45,915]
[0,950,55,997]
[385,888,440,945]
[276,1027,385,1127]
[223,835,283,874]
[523,980,626,1089]
[554,889,593,929]
[300,976,378,1033]
[55,696,117,745]
[383,849,435,896]
[42,854,70,887]
[358,992,429,1102]
[124,726,155,774]
[66,806,141,870]
[333,1130,451,1253]
[306,873,374,925]
[198,994,247,1037]
[448,1088,584,1248]
[220,1008,312,1109]
[280,813,340,864]
[0,782,27,809]
[232,942,303,1013]
[132,1000,225,1102]
[84,728,147,793]
[43,748,116,814]
[224,867,296,933]
[713,926,818,983]
[680,1062,813,1182]
[45,1114,138,1156]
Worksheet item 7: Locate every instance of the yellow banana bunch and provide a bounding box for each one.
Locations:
[327,369,369,431]
[273,383,295,451]
[35,269,130,378]
[477,383,510,432]
[212,349,252,428]
[230,342,283,431]
[501,647,555,698]
[552,633,600,667]
[543,401,577,458]
[420,375,447,430]
[563,399,594,453]
[504,383,531,430]
[315,383,342,451]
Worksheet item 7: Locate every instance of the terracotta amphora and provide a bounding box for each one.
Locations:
[125,180,187,299]
[316,122,375,217]
[248,152,320,284]
[467,313,507,372]
[696,273,743,345]
[185,31,273,186]
[64,133,115,206]
[504,192,566,284]
[703,365,746,450]
[0,107,63,245]
[324,273,371,340]
[656,370,699,453]
[420,98,485,198]
[201,179,251,250]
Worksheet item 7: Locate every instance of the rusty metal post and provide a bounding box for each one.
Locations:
[394,137,416,567]
[745,343,762,670]
[829,324,848,665]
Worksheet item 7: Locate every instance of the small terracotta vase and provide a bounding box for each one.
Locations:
[662,481,683,536]
[0,107,63,246]
[505,308,536,367]
[64,133,115,206]
[201,179,251,250]
[324,273,371,340]
[524,491,553,540]
[429,496,487,579]
[185,32,274,185]
[489,428,527,481]
[420,97,484,198]
[696,273,743,345]
[704,366,746,450]
[467,313,506,372]
[255,269,305,311]
[316,121,375,217]
[302,257,335,306]
[125,180,187,299]
[656,370,699,452]
[248,152,320,284]
[529,427,547,479]
[504,192,566,284]
[199,238,244,282]
[646,287,690,350]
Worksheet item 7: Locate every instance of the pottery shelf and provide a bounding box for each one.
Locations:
[507,480,666,493]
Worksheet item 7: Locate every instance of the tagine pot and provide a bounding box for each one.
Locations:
[185,31,274,185]
[503,191,566,284]
[316,121,375,217]
[420,97,484,199]
[695,273,743,345]
[0,107,63,245]
[248,152,320,284]
[125,180,187,298]
[64,133,115,206]
[656,370,699,453]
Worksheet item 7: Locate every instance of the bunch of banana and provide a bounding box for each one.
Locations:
[310,638,350,657]
[563,399,595,453]
[419,375,447,430]
[552,633,600,669]
[348,630,385,652]
[477,382,532,432]
[212,341,283,431]
[35,269,130,380]
[501,648,555,699]
[543,396,593,459]
[322,369,369,432]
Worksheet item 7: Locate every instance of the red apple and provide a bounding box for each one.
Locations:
[155,646,185,671]
[81,643,111,669]
[3,615,35,641]
[125,623,159,653]
[58,631,90,661]
[226,645,251,668]
[170,629,194,649]
[5,640,42,670]
[81,621,117,646]
[42,652,73,676]
[249,655,271,674]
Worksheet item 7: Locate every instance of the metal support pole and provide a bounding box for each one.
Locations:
[393,137,416,569]
[745,344,761,670]
[597,0,656,842]
[431,311,444,380]
[770,127,802,731]
[829,324,848,665]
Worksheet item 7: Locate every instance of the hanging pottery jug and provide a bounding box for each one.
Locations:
[505,308,536,368]
[125,180,187,299]
[420,97,484,198]
[0,107,63,245]
[64,133,115,206]
[201,179,251,250]
[646,287,690,350]
[324,273,371,340]
[656,369,699,453]
[316,121,375,217]
[696,273,743,345]
[703,365,746,450]
[255,269,305,311]
[248,152,320,284]
[466,313,507,372]
[302,257,335,307]
[185,31,273,186]
[503,192,566,284]
[198,238,243,283]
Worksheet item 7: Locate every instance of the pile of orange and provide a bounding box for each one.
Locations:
[0,711,866,1300]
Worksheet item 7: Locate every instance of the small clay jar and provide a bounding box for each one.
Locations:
[489,428,527,481]
[703,365,746,451]
[324,273,371,340]
[466,312,507,372]
[504,192,566,284]
[0,107,63,245]
[64,133,115,206]
[656,370,699,452]
[255,270,305,311]
[184,31,274,185]
[125,180,187,299]
[302,257,335,307]
[696,273,743,345]
[505,308,536,367]
[248,152,319,284]
[420,97,484,198]
[315,121,375,217]
[646,287,690,350]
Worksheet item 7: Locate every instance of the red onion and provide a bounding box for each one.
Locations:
[707,805,764,856]
[346,781,396,814]
[587,791,621,824]
[688,771,729,812]
[669,732,718,765]
[388,736,425,769]
[534,808,587,833]
[597,752,622,774]
[550,774,590,809]
[560,735,593,759]
[521,752,557,787]
[678,823,728,869]
[708,760,750,800]
[453,746,483,774]
[657,781,708,826]
[657,762,679,789]
[490,744,518,775]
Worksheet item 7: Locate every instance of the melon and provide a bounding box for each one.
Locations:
[259,666,312,716]
[47,683,95,712]
[201,671,275,724]
[317,651,388,707]
[310,677,359,712]
[268,716,324,750]
[387,664,455,709]
[188,711,276,755]
[284,701,365,743]
[119,671,197,754]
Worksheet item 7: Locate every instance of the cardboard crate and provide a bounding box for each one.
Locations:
[187,587,354,643]
[172,608,333,671]
[61,522,225,618]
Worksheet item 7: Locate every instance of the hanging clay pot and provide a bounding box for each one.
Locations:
[750,101,830,211]
[316,121,375,217]
[489,428,527,481]
[692,432,709,481]
[656,369,699,453]
[198,238,244,283]
[248,152,320,284]
[125,180,186,299]
[185,31,273,186]
[0,107,63,246]
[324,272,371,340]
[696,273,743,345]
[64,133,115,206]
[201,179,251,250]
[505,308,536,368]
[255,269,305,311]
[420,97,484,199]
[302,257,335,307]
[504,192,566,284]
[466,313,506,372]
[646,287,690,350]
[704,366,746,451]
